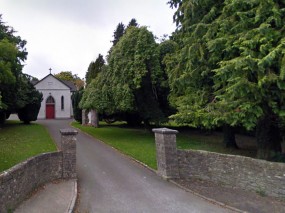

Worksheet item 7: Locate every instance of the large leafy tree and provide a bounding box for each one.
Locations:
[54,71,84,89]
[0,38,17,110]
[72,88,84,123]
[166,0,237,146]
[85,54,105,85]
[81,26,166,125]
[167,0,285,159]
[158,40,178,119]
[0,14,32,123]
[17,74,43,124]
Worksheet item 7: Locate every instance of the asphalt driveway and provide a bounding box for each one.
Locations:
[38,119,234,213]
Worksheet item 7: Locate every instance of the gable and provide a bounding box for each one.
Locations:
[34,74,70,91]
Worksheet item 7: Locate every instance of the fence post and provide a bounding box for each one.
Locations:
[60,129,78,179]
[152,128,179,179]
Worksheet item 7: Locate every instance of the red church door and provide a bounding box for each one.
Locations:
[46,105,55,119]
[46,96,55,119]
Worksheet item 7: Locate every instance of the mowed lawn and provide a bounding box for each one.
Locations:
[72,122,256,170]
[0,121,57,172]
[73,122,158,169]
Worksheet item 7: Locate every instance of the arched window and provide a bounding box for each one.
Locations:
[61,96,64,110]
[46,96,55,104]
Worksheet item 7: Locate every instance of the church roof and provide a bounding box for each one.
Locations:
[61,80,77,92]
[33,74,77,92]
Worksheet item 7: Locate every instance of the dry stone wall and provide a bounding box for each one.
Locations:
[0,128,77,213]
[0,152,62,212]
[177,149,285,198]
[153,128,285,199]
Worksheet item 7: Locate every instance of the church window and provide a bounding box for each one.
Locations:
[46,96,55,104]
[61,96,64,110]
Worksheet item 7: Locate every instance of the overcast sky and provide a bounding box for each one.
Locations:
[1,0,176,80]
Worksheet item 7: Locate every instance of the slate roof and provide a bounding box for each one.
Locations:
[61,80,77,92]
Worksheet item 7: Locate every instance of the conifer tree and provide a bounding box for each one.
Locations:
[167,0,285,159]
[81,27,165,125]
[85,54,105,85]
[127,18,138,28]
[111,22,125,46]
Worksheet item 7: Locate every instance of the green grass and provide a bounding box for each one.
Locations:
[0,121,57,172]
[176,130,256,157]
[73,122,157,169]
[73,122,257,170]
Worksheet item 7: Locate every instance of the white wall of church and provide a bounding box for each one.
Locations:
[35,75,72,119]
[37,90,71,119]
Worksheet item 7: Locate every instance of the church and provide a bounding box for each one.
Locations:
[33,74,76,119]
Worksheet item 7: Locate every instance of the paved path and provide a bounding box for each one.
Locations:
[38,119,234,213]
[15,180,77,213]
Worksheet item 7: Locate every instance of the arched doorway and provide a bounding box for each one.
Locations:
[46,96,55,119]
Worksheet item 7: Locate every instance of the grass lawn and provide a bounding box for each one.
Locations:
[0,120,57,172]
[72,122,257,170]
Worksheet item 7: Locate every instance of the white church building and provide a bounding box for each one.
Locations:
[34,74,76,119]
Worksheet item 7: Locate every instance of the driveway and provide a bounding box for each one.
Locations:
[38,119,234,213]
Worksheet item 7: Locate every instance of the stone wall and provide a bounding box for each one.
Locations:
[153,128,285,198]
[178,150,285,198]
[0,128,77,213]
[0,152,62,212]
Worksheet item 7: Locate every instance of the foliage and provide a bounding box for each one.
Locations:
[81,26,168,125]
[0,14,31,124]
[109,19,138,55]
[165,0,224,127]
[17,75,43,124]
[54,71,74,81]
[85,54,105,85]
[157,40,178,118]
[0,38,17,87]
[0,121,56,172]
[167,0,285,159]
[127,18,139,28]
[111,22,125,46]
[72,88,84,123]
[0,94,2,109]
[54,71,84,89]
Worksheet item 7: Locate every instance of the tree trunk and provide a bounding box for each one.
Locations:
[0,111,6,125]
[223,125,238,149]
[256,114,282,160]
[91,109,99,128]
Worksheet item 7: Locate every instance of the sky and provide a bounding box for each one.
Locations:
[1,0,176,80]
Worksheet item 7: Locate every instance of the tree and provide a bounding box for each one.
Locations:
[0,14,28,123]
[85,54,105,85]
[72,88,84,123]
[127,18,139,28]
[54,71,74,81]
[111,22,125,46]
[0,94,3,109]
[17,75,43,124]
[166,0,238,147]
[81,26,166,126]
[157,40,178,119]
[167,0,285,159]
[54,71,84,89]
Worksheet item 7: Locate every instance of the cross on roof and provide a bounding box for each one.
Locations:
[49,68,52,74]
